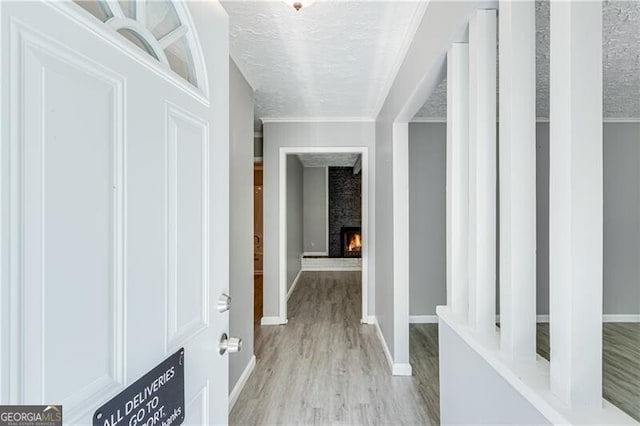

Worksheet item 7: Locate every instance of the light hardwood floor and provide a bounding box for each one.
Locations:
[230,271,440,425]
[230,270,639,424]
[536,322,640,422]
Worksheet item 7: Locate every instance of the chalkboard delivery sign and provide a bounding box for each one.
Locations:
[94,348,185,426]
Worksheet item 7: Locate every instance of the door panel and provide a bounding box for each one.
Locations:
[166,103,210,353]
[10,15,126,420]
[0,1,229,424]
[184,385,208,425]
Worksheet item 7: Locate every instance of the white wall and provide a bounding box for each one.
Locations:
[303,167,327,254]
[409,123,447,316]
[439,320,551,425]
[228,59,254,391]
[287,155,304,291]
[262,122,375,320]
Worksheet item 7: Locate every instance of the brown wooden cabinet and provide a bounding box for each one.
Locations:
[254,163,263,331]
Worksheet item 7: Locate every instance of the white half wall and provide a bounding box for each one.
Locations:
[439,319,551,425]
[438,307,635,425]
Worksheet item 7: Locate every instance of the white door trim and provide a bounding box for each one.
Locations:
[279,146,369,323]
[325,166,330,255]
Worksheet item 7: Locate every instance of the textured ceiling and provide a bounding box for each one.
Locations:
[414,0,640,119]
[297,153,360,167]
[220,1,425,128]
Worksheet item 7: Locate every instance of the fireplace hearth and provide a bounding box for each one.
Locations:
[341,227,362,258]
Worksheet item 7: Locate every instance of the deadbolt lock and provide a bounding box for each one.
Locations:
[217,293,232,313]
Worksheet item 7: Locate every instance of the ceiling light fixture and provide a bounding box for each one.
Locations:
[285,0,315,11]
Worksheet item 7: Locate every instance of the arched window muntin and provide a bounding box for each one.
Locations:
[73,0,207,95]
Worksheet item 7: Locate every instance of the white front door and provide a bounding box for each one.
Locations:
[0,1,230,424]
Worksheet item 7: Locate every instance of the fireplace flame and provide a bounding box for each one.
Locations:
[347,233,362,252]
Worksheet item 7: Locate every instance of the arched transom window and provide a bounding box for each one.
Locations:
[75,0,203,88]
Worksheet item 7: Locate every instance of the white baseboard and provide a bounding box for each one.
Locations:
[301,266,362,271]
[260,316,287,326]
[360,316,376,325]
[603,314,640,323]
[392,363,413,376]
[372,317,412,377]
[287,269,304,301]
[301,257,362,272]
[373,317,394,374]
[229,355,256,410]
[498,314,639,323]
[409,315,438,324]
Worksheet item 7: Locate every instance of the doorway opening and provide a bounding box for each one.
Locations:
[278,147,370,324]
[254,162,263,341]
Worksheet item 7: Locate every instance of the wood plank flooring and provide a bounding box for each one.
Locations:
[536,322,640,421]
[230,271,440,425]
[230,269,640,424]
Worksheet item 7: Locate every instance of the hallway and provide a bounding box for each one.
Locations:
[230,271,440,425]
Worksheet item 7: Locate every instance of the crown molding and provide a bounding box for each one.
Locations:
[371,0,430,119]
[536,117,640,123]
[602,117,640,123]
[260,117,375,124]
[230,52,256,94]
[410,117,640,124]
[410,117,446,123]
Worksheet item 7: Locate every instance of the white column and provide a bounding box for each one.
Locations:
[549,1,603,407]
[498,0,536,361]
[468,9,497,332]
[392,122,411,376]
[446,43,470,317]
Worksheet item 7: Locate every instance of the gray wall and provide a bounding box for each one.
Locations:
[303,167,327,254]
[439,320,551,425]
[409,123,447,316]
[409,122,640,316]
[262,122,376,321]
[229,59,254,391]
[603,123,640,315]
[287,155,304,291]
[536,123,550,314]
[537,122,640,315]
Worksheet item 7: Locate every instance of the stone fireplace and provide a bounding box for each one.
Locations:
[329,167,362,257]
